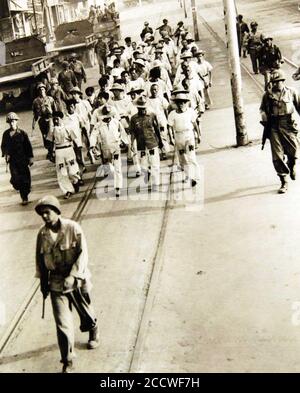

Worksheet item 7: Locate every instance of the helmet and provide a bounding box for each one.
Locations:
[35,195,61,216]
[6,112,19,123]
[250,21,258,28]
[69,53,77,59]
[50,77,59,85]
[270,69,286,83]
[36,82,46,90]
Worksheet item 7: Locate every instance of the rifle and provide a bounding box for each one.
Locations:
[42,297,45,319]
[260,120,271,150]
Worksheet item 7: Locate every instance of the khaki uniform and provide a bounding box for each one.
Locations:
[260,86,300,176]
[35,218,97,365]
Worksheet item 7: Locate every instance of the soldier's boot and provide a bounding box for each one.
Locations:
[62,361,73,373]
[288,159,296,180]
[87,325,100,350]
[278,175,288,194]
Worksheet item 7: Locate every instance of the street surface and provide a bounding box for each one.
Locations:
[1,0,300,372]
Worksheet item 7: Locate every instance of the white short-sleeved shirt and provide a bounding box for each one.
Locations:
[168,108,197,133]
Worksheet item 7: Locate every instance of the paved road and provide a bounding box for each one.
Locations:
[2,0,300,373]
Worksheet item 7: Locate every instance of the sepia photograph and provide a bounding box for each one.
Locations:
[1,0,300,378]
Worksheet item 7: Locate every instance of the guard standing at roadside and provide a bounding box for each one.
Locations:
[260,70,300,194]
[69,53,87,90]
[1,112,33,205]
[35,195,99,373]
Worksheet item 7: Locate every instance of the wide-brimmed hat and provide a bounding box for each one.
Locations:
[133,59,145,67]
[101,105,113,118]
[136,96,148,108]
[172,93,190,102]
[50,77,59,85]
[70,86,82,95]
[127,87,144,95]
[180,52,193,59]
[151,60,163,68]
[35,195,61,216]
[110,83,124,91]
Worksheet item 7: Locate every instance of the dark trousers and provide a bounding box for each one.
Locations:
[249,49,259,73]
[38,118,54,156]
[9,161,31,200]
[51,288,97,365]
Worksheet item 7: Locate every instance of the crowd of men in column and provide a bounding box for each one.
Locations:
[1,18,213,204]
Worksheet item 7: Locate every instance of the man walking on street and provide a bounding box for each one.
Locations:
[129,96,163,191]
[32,82,56,161]
[259,36,282,90]
[35,195,99,373]
[247,21,263,74]
[260,70,300,194]
[69,53,87,90]
[1,112,34,205]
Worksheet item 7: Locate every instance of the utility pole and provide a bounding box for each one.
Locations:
[191,0,199,41]
[223,0,248,146]
[183,0,187,18]
[32,0,38,34]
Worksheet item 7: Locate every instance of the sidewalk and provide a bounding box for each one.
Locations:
[2,0,300,373]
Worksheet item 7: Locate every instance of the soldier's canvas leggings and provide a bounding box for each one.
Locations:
[51,289,97,365]
[270,126,299,176]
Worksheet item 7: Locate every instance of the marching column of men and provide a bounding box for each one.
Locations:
[2,19,213,204]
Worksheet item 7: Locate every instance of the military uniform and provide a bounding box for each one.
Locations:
[259,39,282,88]
[260,70,300,192]
[32,92,56,159]
[247,28,263,74]
[1,115,33,204]
[35,196,99,372]
[70,59,87,90]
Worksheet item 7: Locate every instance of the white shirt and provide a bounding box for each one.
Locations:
[168,108,197,134]
[64,112,82,147]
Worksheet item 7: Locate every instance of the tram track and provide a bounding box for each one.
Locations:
[0,3,179,371]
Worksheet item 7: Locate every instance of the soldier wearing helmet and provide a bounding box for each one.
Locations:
[69,53,87,90]
[58,61,78,97]
[258,36,282,89]
[260,69,300,193]
[32,82,56,161]
[247,21,263,74]
[1,112,33,205]
[35,195,99,373]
